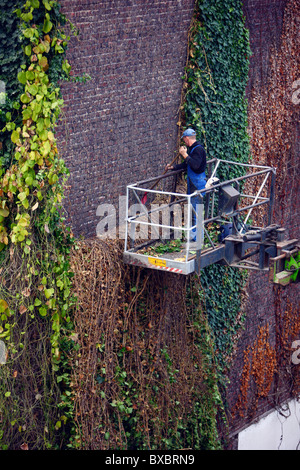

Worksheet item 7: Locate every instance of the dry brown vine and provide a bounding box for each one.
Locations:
[69,238,220,450]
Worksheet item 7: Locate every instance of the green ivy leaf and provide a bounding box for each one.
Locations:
[36,119,45,133]
[0,208,9,218]
[22,198,29,209]
[43,0,52,11]
[26,70,35,81]
[0,299,9,313]
[18,192,27,202]
[39,130,48,141]
[22,28,35,38]
[42,140,51,156]
[28,84,38,96]
[11,130,20,143]
[21,12,33,22]
[44,288,54,299]
[39,306,47,317]
[30,0,40,8]
[25,175,34,186]
[43,18,53,34]
[24,45,32,56]
[17,71,27,85]
[22,107,32,120]
[21,93,31,104]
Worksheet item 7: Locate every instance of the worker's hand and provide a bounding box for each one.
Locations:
[179,146,188,159]
[165,164,174,171]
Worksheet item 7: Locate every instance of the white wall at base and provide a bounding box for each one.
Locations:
[238,398,300,450]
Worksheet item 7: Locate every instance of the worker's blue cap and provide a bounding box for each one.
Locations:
[181,128,196,138]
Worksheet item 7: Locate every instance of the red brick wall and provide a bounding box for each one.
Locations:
[57,0,195,237]
[243,0,288,91]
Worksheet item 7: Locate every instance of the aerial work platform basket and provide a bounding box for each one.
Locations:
[123,158,299,283]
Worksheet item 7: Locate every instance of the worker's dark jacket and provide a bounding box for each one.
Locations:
[173,140,207,198]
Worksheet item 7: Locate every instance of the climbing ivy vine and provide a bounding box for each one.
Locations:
[182,0,251,374]
[0,0,79,449]
[183,0,250,179]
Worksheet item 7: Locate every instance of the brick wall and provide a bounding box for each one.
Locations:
[57,0,195,237]
[55,0,299,446]
[243,0,288,92]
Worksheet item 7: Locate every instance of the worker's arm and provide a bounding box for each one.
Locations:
[165,160,187,171]
[185,146,206,173]
[165,146,188,171]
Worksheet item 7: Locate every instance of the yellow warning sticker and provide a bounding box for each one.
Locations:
[148,257,167,267]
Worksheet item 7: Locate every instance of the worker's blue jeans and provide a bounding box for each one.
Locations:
[187,167,206,242]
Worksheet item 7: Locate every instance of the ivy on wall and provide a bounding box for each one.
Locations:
[0,0,79,449]
[69,241,224,450]
[0,0,25,171]
[183,0,250,178]
[0,0,253,450]
[187,0,300,431]
[181,0,251,376]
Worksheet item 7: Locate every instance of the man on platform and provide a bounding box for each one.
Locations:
[166,128,206,242]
